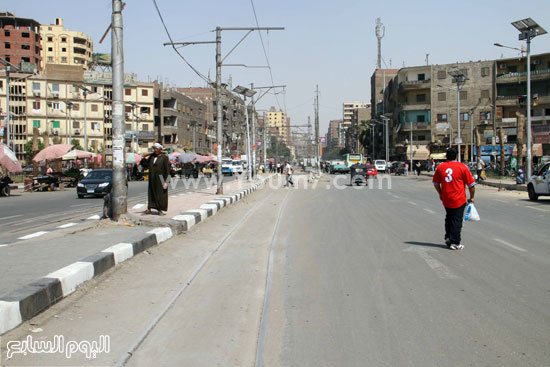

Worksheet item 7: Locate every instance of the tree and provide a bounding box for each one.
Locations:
[266,135,291,161]
[324,148,341,160]
[71,139,84,151]
[24,138,44,159]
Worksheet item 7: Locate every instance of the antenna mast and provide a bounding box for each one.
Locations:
[375,18,385,69]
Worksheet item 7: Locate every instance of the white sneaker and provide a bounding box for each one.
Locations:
[456,244,464,250]
[449,244,459,250]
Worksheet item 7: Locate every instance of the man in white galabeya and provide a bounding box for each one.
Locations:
[283,161,294,187]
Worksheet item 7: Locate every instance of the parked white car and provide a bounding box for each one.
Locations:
[527,162,550,201]
[374,160,387,172]
[222,158,235,176]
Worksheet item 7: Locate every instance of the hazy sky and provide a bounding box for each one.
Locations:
[5,0,550,134]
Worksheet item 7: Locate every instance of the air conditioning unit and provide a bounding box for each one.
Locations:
[533,59,541,65]
[51,92,59,98]
[52,128,60,135]
[125,112,130,120]
[74,129,81,135]
[499,64,507,69]
[33,90,41,97]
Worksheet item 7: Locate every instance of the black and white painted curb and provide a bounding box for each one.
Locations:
[0,177,270,335]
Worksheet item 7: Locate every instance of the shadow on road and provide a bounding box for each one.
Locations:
[404,241,448,249]
[518,198,550,205]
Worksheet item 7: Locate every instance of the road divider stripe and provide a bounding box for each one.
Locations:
[87,214,101,220]
[424,208,436,214]
[0,214,23,220]
[408,201,418,205]
[18,231,48,240]
[494,238,526,252]
[525,206,547,212]
[57,223,77,229]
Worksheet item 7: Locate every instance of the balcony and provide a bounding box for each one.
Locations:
[496,68,550,83]
[400,122,432,131]
[399,79,431,90]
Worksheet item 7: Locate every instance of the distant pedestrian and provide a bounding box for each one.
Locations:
[415,161,422,176]
[387,161,391,174]
[433,148,476,250]
[431,159,436,172]
[141,143,170,216]
[404,162,409,176]
[283,161,294,187]
[476,156,486,182]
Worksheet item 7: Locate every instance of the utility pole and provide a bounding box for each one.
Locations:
[129,102,137,153]
[250,83,256,178]
[67,102,74,145]
[449,69,468,162]
[315,85,320,175]
[375,18,385,70]
[111,0,127,220]
[73,84,91,150]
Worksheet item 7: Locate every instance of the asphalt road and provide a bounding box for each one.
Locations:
[2,174,549,366]
[0,174,236,245]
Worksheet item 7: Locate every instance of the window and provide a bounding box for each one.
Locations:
[461,112,469,121]
[416,94,426,103]
[481,90,490,99]
[48,102,61,110]
[72,103,80,111]
[0,80,2,88]
[125,124,132,130]
[52,83,59,92]
[481,67,490,77]
[480,111,491,120]
[62,48,66,52]
[508,65,517,73]
[438,70,446,79]
[32,101,40,110]
[61,57,67,63]
[51,121,60,128]
[417,135,426,141]
[418,73,425,81]
[141,89,148,96]
[21,44,30,50]
[143,124,149,131]
[125,88,131,96]
[140,107,151,114]
[438,92,446,101]
[91,122,99,130]
[73,121,80,128]
[438,114,448,122]
[125,106,132,113]
[33,120,40,128]
[4,42,10,49]
[91,104,99,112]
[61,37,67,42]
[47,37,53,42]
[4,30,10,37]
[47,56,53,62]
[22,32,30,38]
[459,91,467,100]
[47,47,53,52]
[545,108,550,116]
[416,115,425,123]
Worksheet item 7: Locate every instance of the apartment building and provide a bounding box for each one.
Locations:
[0,12,42,72]
[40,18,93,70]
[326,119,342,152]
[266,106,290,144]
[155,84,208,154]
[179,87,247,157]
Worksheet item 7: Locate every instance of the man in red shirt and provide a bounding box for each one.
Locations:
[433,148,476,250]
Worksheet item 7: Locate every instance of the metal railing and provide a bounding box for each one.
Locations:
[497,68,550,79]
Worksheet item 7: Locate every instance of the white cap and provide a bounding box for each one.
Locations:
[153,143,163,149]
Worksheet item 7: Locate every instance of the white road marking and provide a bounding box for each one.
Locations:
[494,238,526,252]
[18,231,48,240]
[392,194,400,199]
[403,246,458,279]
[408,201,418,205]
[525,206,547,212]
[57,223,77,229]
[132,203,145,210]
[0,244,8,248]
[87,215,101,220]
[424,208,436,214]
[70,203,91,207]
[0,214,23,220]
[170,195,178,198]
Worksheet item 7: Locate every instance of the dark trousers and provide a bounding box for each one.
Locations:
[445,203,467,245]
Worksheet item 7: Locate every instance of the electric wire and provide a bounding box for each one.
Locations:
[151,0,212,85]
[250,0,282,110]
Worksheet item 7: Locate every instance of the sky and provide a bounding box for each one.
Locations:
[5,0,550,135]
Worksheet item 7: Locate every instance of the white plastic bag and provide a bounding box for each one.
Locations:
[464,203,480,221]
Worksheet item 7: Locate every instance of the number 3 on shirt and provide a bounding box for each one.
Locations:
[445,168,453,182]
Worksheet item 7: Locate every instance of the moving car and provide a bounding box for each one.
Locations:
[527,162,550,201]
[221,158,235,176]
[374,160,387,172]
[77,169,114,198]
[366,164,378,178]
[330,160,349,174]
[232,160,244,174]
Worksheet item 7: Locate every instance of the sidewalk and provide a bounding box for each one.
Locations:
[419,171,527,192]
[0,174,273,335]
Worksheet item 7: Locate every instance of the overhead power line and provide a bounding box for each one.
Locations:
[152,0,211,84]
[250,0,282,110]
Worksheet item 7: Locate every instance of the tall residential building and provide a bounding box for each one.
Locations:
[40,18,93,70]
[0,12,42,71]
[326,119,342,151]
[266,106,290,144]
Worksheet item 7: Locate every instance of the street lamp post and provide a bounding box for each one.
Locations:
[73,84,92,151]
[66,101,75,145]
[448,70,468,162]
[508,18,547,179]
[233,85,256,181]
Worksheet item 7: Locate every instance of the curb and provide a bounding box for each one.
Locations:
[420,172,526,192]
[0,176,272,335]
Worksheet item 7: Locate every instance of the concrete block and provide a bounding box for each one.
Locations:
[46,262,94,296]
[0,301,22,335]
[147,228,173,244]
[102,243,134,264]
